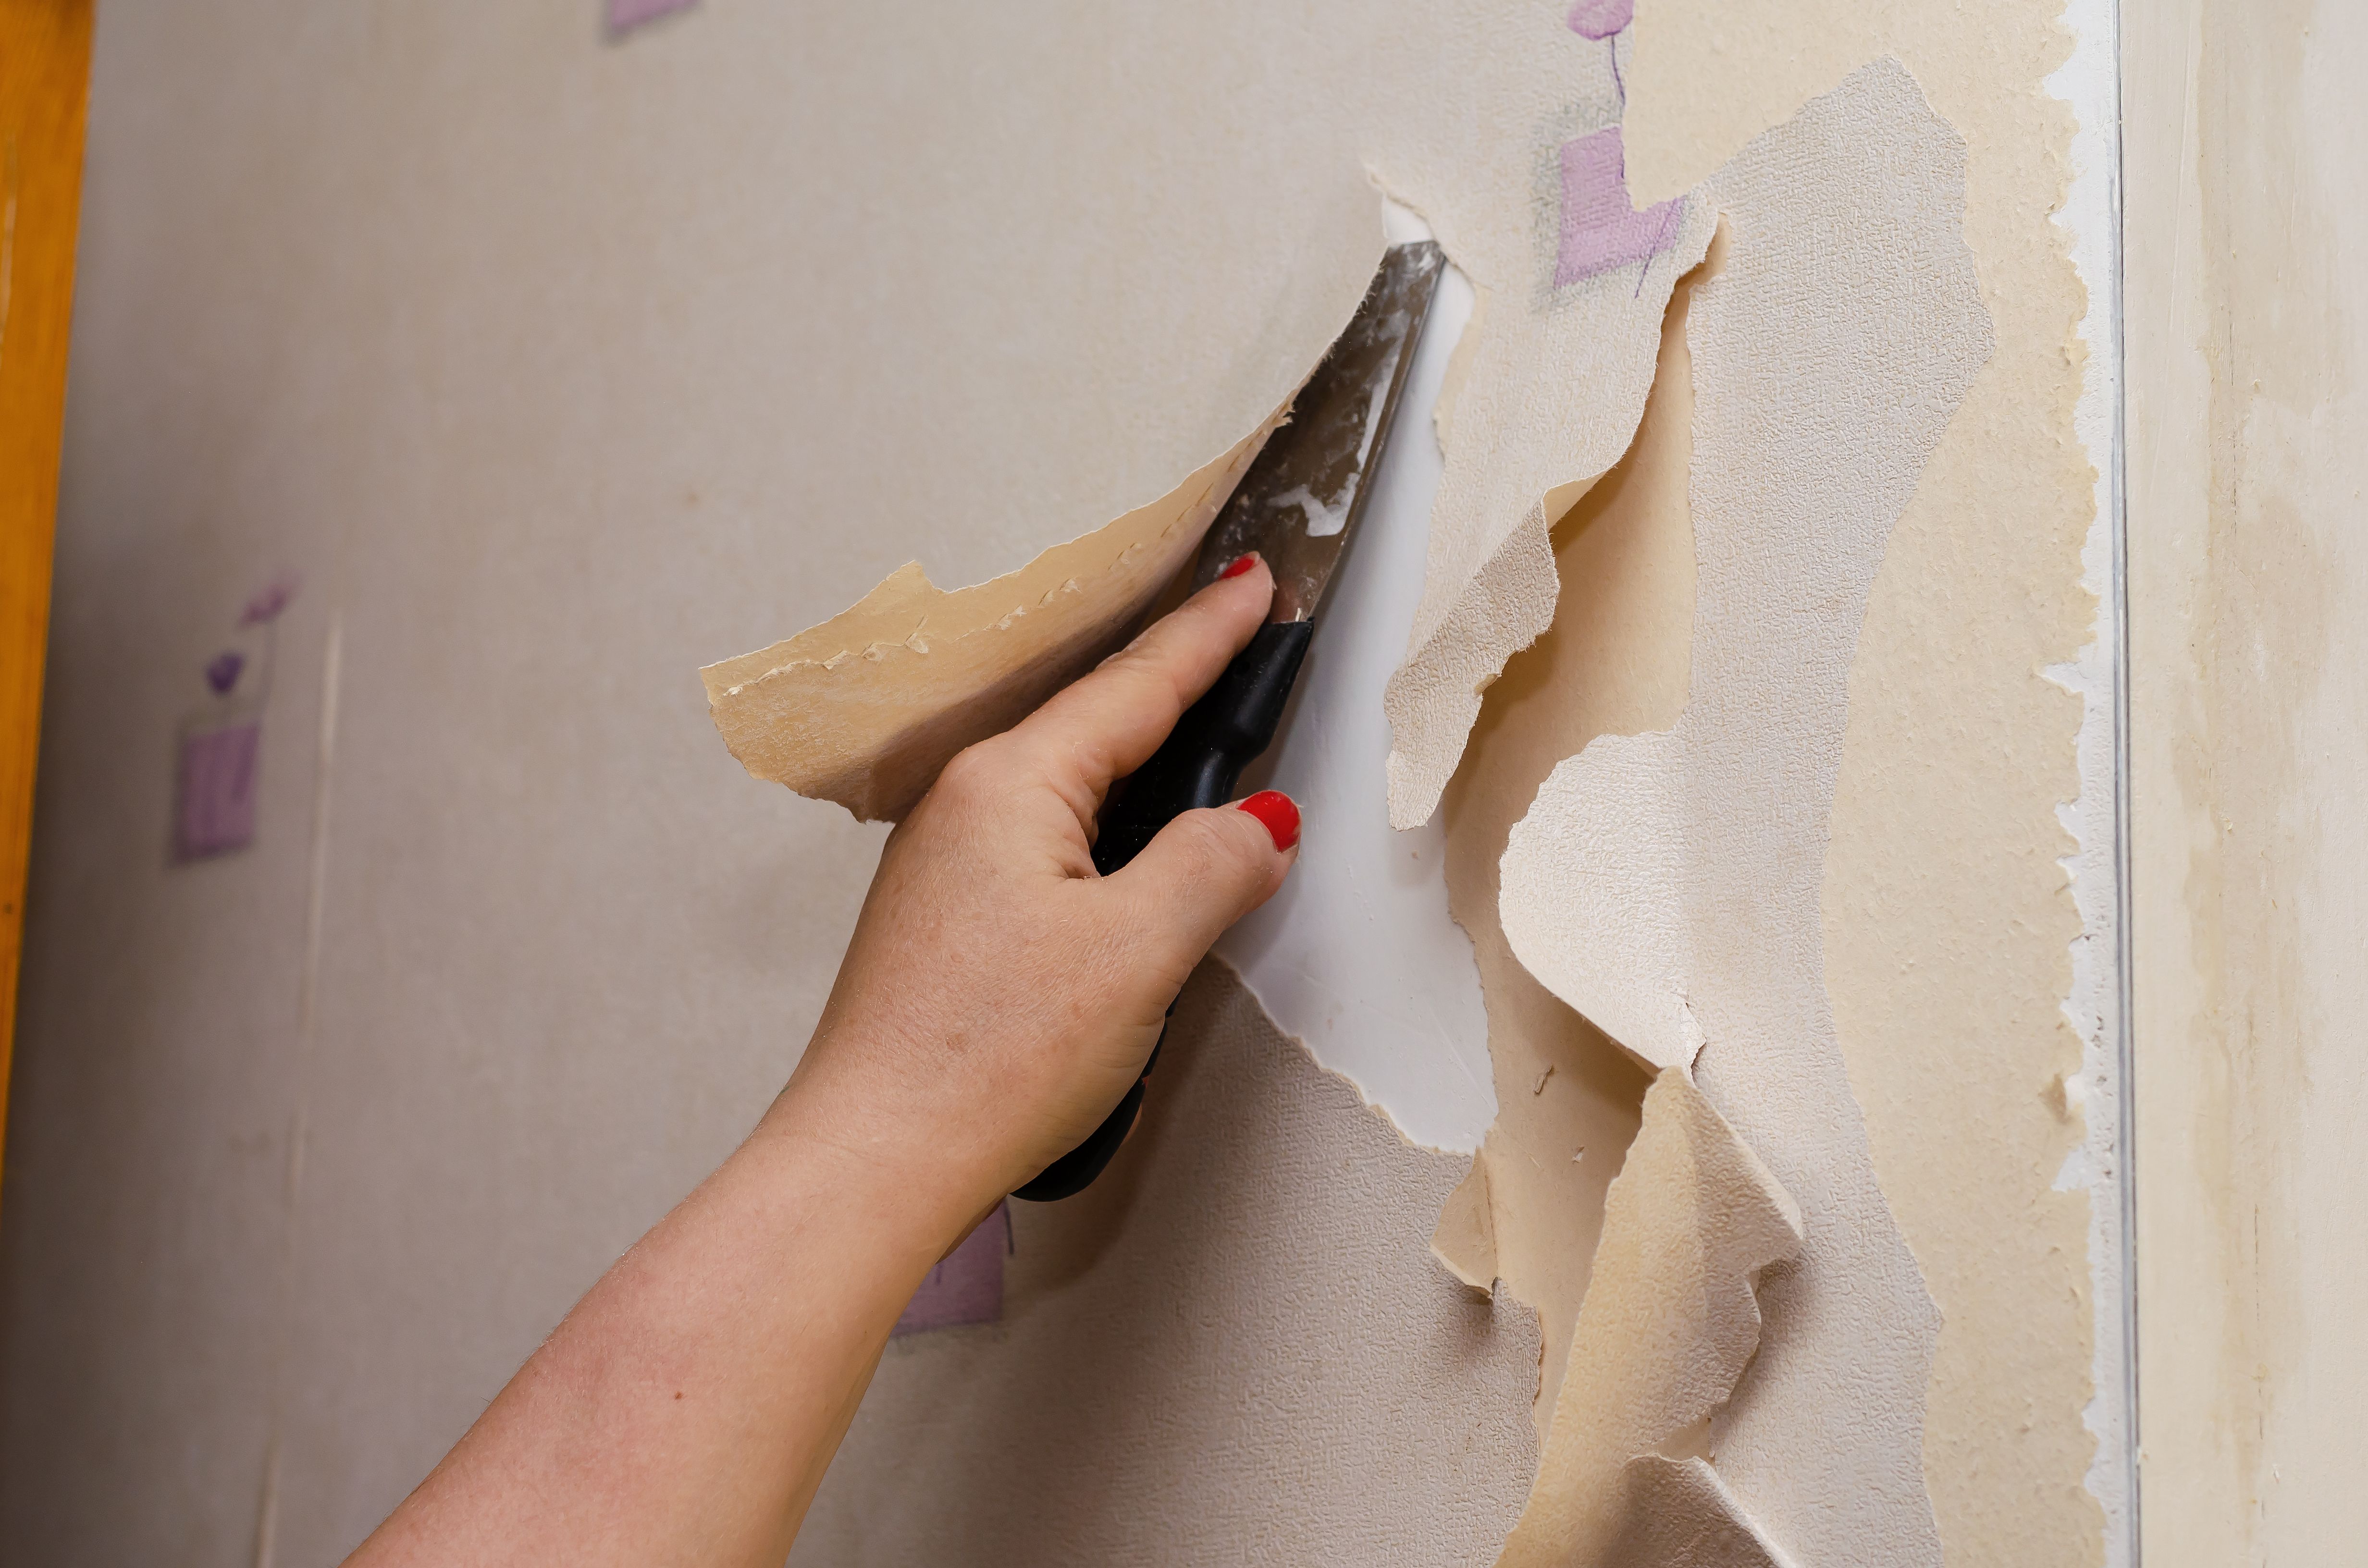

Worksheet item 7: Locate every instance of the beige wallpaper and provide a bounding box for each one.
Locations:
[0,1,2118,1563]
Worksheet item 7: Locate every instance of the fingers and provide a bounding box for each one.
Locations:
[1105,790,1300,977]
[1007,554,1274,813]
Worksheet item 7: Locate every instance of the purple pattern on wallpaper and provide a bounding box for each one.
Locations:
[892,1201,1011,1337]
[1555,126,1685,287]
[608,0,697,35]
[176,722,261,861]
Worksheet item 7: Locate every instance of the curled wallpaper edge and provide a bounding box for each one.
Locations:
[1381,192,1716,832]
[698,409,1286,823]
[1499,61,1991,1566]
[1624,3,2110,1566]
[1431,229,1709,1445]
[1602,1457,1801,1568]
[1491,1068,1801,1568]
[1430,1156,1498,1290]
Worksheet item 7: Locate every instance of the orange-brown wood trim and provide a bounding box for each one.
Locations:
[0,0,97,1197]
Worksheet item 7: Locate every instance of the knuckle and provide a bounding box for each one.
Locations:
[931,739,1011,808]
[1172,809,1257,879]
[1098,633,1184,698]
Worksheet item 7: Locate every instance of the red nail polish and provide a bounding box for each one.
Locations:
[1236,789,1300,852]
[1220,552,1259,580]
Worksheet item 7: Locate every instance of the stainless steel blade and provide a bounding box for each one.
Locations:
[1190,240,1446,623]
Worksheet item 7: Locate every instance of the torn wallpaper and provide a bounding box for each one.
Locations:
[1501,61,1991,1566]
[1493,1067,1800,1568]
[1624,7,2109,1564]
[1430,222,1705,1433]
[2,0,2109,1563]
[1380,166,1714,830]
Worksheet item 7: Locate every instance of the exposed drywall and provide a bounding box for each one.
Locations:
[1215,233,1498,1154]
[2126,0,2368,1560]
[796,958,1541,1565]
[1622,4,2113,1565]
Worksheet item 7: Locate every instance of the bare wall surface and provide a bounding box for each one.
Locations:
[2128,0,2368,1559]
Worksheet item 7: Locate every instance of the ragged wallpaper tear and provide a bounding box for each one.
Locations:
[1430,212,1706,1433]
[1500,62,1991,1566]
[5,0,2112,1560]
[1492,1068,1801,1568]
[798,957,1542,1565]
[1621,6,2109,1563]
[700,408,1287,823]
[1381,133,1714,830]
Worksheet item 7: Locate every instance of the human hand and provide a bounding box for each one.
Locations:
[763,554,1302,1233]
[342,557,1302,1568]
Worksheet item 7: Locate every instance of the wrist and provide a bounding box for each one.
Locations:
[751,1041,1010,1258]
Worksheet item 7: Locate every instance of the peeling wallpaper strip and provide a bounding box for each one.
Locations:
[1493,1068,1801,1567]
[1431,220,1705,1443]
[1504,62,1991,1565]
[700,410,1286,824]
[1626,4,2112,1563]
[1380,177,1712,832]
[1,0,2119,1559]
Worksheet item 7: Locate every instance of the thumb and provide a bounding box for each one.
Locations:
[1105,790,1301,977]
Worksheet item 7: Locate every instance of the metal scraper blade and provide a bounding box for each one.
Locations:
[1190,240,1447,624]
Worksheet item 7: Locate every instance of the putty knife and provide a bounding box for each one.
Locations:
[1013,239,1447,1202]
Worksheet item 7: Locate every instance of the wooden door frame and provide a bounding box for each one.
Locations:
[0,0,97,1196]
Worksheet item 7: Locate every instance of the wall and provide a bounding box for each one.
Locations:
[2127,0,2368,1559]
[0,4,1533,1560]
[0,1,2129,1564]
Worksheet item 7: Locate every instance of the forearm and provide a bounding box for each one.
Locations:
[342,563,1295,1564]
[346,1071,983,1568]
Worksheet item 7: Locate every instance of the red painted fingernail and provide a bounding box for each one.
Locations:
[1219,552,1259,580]
[1236,789,1300,852]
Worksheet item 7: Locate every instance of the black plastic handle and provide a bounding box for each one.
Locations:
[1011,618,1314,1201]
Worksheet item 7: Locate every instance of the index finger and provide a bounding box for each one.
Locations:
[1009,554,1274,816]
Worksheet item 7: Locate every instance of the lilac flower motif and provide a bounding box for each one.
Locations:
[241,570,302,626]
[1567,0,1634,40]
[205,650,246,696]
[1555,127,1684,287]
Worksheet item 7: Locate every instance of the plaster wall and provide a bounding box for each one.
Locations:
[2126,0,2368,1559]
